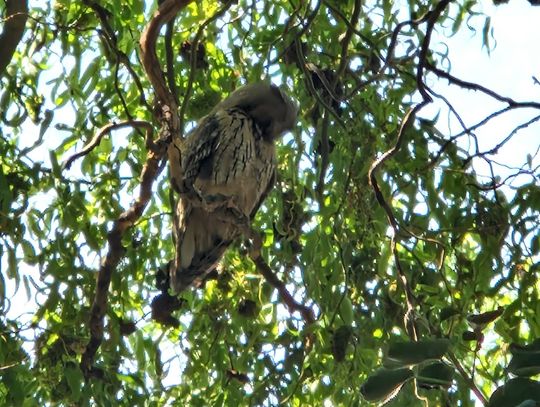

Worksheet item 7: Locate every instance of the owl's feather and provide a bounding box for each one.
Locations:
[169,83,297,293]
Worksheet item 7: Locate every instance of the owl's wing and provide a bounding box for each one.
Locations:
[182,114,222,187]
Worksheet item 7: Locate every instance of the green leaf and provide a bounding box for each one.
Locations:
[487,378,540,407]
[386,339,451,366]
[360,367,414,402]
[508,340,540,377]
[416,361,454,389]
[339,297,354,325]
[64,364,83,401]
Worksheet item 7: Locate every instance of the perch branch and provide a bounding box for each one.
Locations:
[81,0,193,377]
[202,204,316,326]
[80,125,167,377]
[447,352,488,404]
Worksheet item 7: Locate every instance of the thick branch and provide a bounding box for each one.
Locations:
[0,0,28,77]
[81,127,166,377]
[81,0,193,376]
[140,0,194,109]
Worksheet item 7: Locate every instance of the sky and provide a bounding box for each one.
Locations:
[3,0,540,404]
[428,0,540,188]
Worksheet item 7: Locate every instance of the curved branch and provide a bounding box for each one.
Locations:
[0,0,28,77]
[140,0,194,109]
[427,62,540,109]
[62,120,154,170]
[248,231,315,326]
[368,0,452,340]
[81,0,194,377]
[80,126,166,377]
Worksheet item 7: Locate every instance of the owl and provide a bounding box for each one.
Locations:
[168,83,297,293]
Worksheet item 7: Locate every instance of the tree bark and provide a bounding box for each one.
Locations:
[0,0,28,77]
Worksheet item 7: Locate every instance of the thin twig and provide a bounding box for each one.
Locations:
[368,0,452,340]
[463,114,540,166]
[248,230,315,325]
[447,352,488,405]
[178,0,235,135]
[62,120,154,170]
[427,63,540,109]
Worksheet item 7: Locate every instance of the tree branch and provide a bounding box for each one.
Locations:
[0,0,28,77]
[368,0,452,340]
[463,114,540,167]
[164,15,179,105]
[248,231,315,326]
[427,63,540,109]
[447,352,488,405]
[80,125,166,377]
[62,121,154,170]
[140,0,194,110]
[81,0,193,377]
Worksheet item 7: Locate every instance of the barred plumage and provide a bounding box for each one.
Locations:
[169,83,297,293]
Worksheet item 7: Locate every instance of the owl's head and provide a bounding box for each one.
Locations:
[212,82,298,140]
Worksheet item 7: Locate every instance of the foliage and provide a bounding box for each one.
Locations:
[1,0,539,405]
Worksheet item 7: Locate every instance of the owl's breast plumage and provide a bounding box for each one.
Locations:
[190,108,276,216]
[169,82,296,293]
